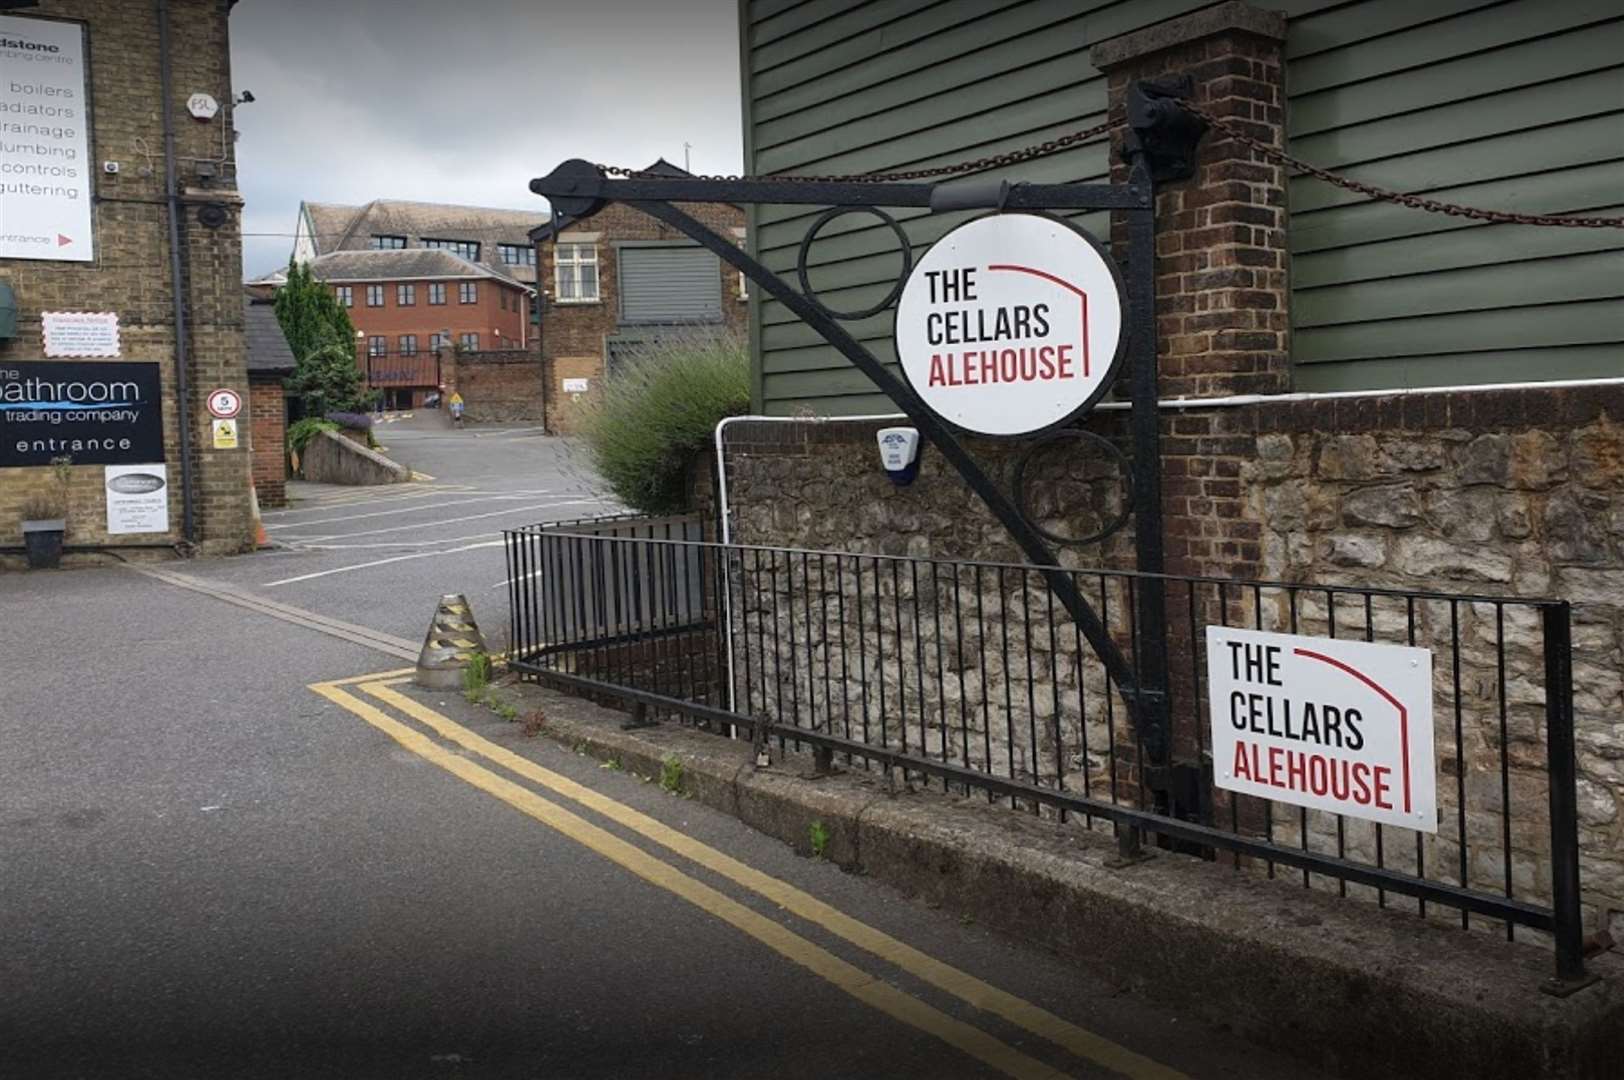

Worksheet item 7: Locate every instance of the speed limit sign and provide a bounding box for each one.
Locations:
[206,388,242,419]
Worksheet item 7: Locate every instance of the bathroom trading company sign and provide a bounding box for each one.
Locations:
[1206,626,1438,832]
[894,213,1126,437]
[1,361,165,467]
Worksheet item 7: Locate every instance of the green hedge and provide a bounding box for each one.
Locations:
[579,331,750,515]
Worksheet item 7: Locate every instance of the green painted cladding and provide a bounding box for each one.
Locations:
[741,0,1624,412]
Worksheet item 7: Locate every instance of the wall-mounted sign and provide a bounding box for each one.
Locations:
[43,312,120,357]
[206,387,242,418]
[105,464,170,535]
[1206,627,1437,832]
[894,213,1125,437]
[211,418,238,449]
[0,15,94,263]
[0,361,164,467]
[186,92,219,121]
[562,378,589,393]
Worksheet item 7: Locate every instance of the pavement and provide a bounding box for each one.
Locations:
[0,414,1322,1079]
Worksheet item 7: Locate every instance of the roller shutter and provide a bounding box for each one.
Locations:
[619,246,722,324]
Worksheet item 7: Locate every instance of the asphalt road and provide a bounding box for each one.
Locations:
[0,415,1320,1079]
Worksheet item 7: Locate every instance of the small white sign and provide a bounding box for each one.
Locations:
[42,312,121,357]
[0,15,94,262]
[206,387,242,418]
[105,464,169,535]
[562,378,589,393]
[186,92,219,121]
[1207,627,1436,832]
[894,213,1125,437]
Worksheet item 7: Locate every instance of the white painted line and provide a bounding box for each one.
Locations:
[290,530,503,551]
[272,501,601,542]
[264,539,507,587]
[266,494,541,529]
[262,486,468,517]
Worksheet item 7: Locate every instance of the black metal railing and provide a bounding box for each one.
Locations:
[503,525,1588,984]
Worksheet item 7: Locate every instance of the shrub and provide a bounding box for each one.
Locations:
[324,411,373,431]
[286,417,338,455]
[579,330,750,515]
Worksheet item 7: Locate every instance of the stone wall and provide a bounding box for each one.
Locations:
[300,429,409,487]
[0,0,252,558]
[715,383,1624,941]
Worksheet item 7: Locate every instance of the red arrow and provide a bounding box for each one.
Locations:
[57,234,72,246]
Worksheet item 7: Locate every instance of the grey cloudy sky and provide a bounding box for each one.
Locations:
[230,0,743,277]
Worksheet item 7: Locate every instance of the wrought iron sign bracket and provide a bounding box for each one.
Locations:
[1122,76,1208,183]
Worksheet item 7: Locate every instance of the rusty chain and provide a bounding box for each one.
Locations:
[1172,98,1624,230]
[596,101,1624,228]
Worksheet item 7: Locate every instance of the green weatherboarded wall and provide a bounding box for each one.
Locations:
[740,0,1624,412]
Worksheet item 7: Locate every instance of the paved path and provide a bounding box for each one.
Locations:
[0,419,1320,1079]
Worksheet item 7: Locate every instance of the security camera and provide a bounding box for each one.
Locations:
[103,160,120,174]
[235,90,255,105]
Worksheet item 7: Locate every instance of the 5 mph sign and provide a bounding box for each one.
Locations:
[894,213,1126,437]
[1206,627,1437,832]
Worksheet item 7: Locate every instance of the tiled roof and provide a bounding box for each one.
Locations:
[243,298,296,374]
[305,248,528,287]
[303,198,546,284]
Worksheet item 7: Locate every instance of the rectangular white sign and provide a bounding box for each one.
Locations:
[562,378,589,393]
[104,464,170,535]
[1206,626,1436,832]
[1,15,94,262]
[43,311,120,357]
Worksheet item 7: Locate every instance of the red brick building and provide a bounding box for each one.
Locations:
[529,161,747,433]
[243,297,293,508]
[307,249,532,409]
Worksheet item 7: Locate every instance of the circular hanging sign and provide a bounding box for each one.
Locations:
[894,213,1126,438]
[206,387,242,419]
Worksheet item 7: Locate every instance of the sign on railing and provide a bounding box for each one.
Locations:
[1206,628,1437,833]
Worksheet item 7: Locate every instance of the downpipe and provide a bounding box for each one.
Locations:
[158,0,197,544]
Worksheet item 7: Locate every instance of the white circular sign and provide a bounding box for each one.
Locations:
[187,92,220,121]
[206,387,242,419]
[894,213,1125,437]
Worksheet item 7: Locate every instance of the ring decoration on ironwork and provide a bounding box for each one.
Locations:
[1011,427,1136,547]
[795,206,914,321]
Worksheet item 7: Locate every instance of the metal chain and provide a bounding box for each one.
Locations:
[1173,98,1624,230]
[597,101,1624,228]
[595,119,1117,184]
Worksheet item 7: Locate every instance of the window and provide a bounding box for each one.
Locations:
[459,281,478,304]
[334,285,353,307]
[399,334,417,356]
[423,238,480,261]
[370,235,407,249]
[397,283,415,306]
[367,335,387,357]
[366,284,384,307]
[428,332,447,352]
[498,243,535,267]
[500,291,508,311]
[555,243,599,302]
[458,332,479,351]
[427,282,446,305]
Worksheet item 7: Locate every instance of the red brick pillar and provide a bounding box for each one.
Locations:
[1093,1,1290,399]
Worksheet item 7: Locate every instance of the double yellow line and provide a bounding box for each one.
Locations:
[312,671,1187,1080]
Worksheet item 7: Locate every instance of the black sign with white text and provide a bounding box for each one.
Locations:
[0,360,165,467]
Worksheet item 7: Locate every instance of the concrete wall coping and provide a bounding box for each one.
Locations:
[1091,1,1288,70]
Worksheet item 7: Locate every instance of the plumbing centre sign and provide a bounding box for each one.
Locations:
[0,15,94,262]
[894,213,1125,437]
[1206,627,1437,832]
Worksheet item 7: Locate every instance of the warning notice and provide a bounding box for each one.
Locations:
[0,14,94,263]
[1206,627,1437,832]
[894,213,1124,437]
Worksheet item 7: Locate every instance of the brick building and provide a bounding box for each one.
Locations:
[243,297,293,508]
[529,161,747,433]
[305,249,532,409]
[0,0,253,561]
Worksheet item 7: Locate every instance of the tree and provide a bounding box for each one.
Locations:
[274,258,367,415]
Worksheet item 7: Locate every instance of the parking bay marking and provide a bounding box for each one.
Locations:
[354,677,1186,1080]
[312,677,1074,1080]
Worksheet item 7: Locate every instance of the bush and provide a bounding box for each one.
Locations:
[579,330,750,515]
[287,417,338,454]
[324,411,373,431]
